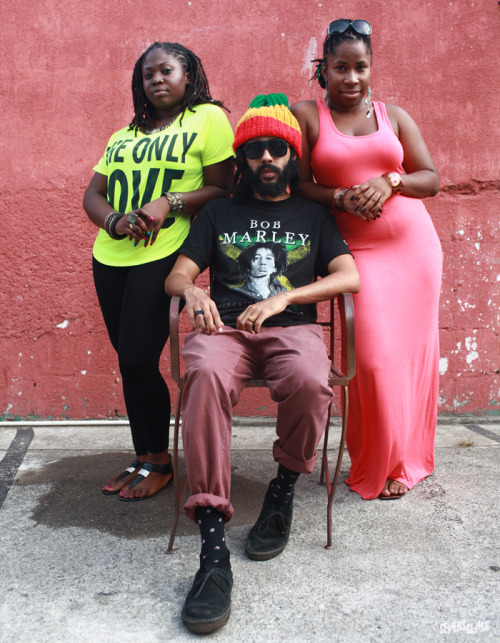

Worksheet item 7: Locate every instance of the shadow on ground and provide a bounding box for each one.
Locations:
[16,452,268,539]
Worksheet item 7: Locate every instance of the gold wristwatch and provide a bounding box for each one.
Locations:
[382,172,403,194]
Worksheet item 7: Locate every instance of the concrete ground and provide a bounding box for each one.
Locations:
[0,416,498,642]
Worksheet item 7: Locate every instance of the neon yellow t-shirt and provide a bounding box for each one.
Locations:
[92,103,234,267]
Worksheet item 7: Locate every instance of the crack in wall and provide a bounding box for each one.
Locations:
[440,179,500,195]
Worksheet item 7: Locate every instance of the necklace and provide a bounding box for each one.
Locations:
[145,113,179,135]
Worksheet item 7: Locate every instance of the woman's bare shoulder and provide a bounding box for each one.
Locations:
[291,99,319,116]
[385,103,413,121]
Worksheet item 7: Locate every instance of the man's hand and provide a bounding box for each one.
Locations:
[185,287,224,334]
[165,255,224,333]
[237,292,289,334]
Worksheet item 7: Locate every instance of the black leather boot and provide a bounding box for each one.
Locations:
[182,554,233,634]
[245,484,293,561]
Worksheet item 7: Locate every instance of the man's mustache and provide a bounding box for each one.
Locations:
[258,163,280,175]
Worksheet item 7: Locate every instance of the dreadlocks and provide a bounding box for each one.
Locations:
[312,24,372,89]
[129,42,228,134]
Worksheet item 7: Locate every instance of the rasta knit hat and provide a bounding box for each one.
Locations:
[233,93,302,158]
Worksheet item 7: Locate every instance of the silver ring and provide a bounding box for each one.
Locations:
[129,223,134,230]
[127,212,139,225]
[194,310,204,316]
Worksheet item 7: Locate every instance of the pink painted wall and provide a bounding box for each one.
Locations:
[2,0,498,420]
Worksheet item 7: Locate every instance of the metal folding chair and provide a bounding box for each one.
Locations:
[166,292,355,552]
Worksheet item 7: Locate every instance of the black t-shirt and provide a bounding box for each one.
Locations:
[179,195,352,327]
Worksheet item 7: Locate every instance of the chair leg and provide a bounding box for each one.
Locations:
[167,391,184,554]
[167,476,189,554]
[320,401,332,485]
[325,386,348,550]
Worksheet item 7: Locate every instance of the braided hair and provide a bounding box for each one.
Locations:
[129,42,228,133]
[312,22,372,89]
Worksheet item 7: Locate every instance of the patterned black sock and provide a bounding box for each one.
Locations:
[195,506,229,566]
[269,464,301,506]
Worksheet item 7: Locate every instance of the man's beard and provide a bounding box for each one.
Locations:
[242,158,296,199]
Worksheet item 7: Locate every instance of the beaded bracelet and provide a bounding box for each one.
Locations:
[104,211,118,232]
[104,212,116,237]
[162,192,185,213]
[332,187,349,211]
[106,212,126,240]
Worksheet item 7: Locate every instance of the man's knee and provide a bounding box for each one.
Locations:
[281,363,331,398]
[184,358,227,392]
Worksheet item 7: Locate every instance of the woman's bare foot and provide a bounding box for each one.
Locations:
[379,478,408,499]
[119,451,172,501]
[101,459,144,495]
[119,470,172,500]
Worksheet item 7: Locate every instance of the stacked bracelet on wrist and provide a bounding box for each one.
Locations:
[104,211,126,240]
[162,192,185,212]
[332,187,349,211]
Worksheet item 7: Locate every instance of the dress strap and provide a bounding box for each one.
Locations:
[316,99,330,125]
[373,102,392,130]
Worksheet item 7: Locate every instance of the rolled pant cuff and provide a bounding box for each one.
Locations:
[273,439,318,474]
[184,493,234,522]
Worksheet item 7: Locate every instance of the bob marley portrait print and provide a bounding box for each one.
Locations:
[233,243,288,300]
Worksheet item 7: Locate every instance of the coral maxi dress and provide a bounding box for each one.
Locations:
[311,100,443,499]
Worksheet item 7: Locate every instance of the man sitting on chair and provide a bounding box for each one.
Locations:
[164,93,360,634]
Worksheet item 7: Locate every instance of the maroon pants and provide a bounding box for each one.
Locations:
[181,324,333,521]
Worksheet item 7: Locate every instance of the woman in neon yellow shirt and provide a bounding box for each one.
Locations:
[83,42,234,501]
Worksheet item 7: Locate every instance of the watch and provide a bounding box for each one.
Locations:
[382,172,403,194]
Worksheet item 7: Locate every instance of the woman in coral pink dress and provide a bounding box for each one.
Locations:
[292,19,442,499]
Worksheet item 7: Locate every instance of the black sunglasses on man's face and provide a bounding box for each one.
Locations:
[243,139,289,160]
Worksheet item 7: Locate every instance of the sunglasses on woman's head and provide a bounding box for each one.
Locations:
[327,19,372,37]
[243,139,290,160]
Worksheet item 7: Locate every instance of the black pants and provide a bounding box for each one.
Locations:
[93,254,178,455]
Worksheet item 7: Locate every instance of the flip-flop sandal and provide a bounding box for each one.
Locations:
[118,460,173,502]
[101,459,141,495]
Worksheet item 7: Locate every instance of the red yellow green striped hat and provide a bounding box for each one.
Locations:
[233,93,302,158]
